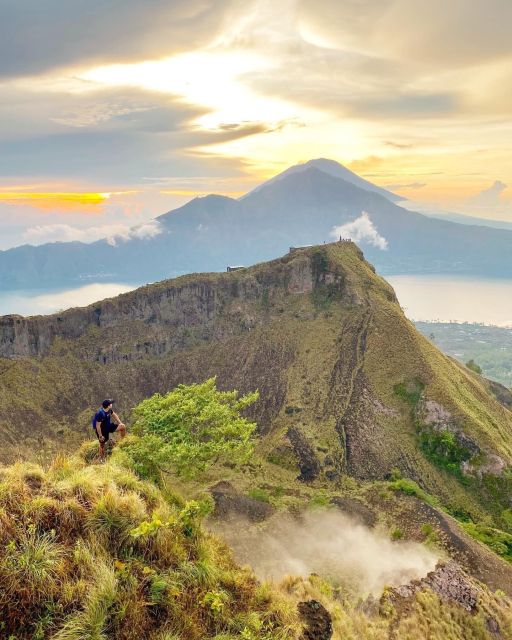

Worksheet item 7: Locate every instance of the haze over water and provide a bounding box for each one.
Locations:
[388,275,512,327]
[0,283,136,317]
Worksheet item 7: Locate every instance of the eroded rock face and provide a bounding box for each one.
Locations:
[417,398,507,477]
[389,561,479,613]
[286,427,321,482]
[416,398,479,457]
[298,600,333,640]
[210,481,274,523]
[0,251,355,360]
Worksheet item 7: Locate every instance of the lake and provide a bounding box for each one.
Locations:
[387,275,512,327]
[0,275,512,326]
[0,283,137,317]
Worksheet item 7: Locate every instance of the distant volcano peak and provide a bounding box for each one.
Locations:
[243,157,401,202]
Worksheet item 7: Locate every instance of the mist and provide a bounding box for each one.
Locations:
[213,510,438,595]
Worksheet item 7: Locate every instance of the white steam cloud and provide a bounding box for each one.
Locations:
[331,211,388,250]
[213,511,437,595]
[24,220,162,246]
[106,220,163,246]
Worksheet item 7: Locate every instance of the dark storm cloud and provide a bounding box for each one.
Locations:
[0,0,233,77]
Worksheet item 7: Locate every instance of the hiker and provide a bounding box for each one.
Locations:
[92,399,126,461]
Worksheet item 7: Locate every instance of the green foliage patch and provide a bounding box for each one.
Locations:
[393,379,425,409]
[419,428,472,480]
[121,378,258,481]
[389,478,440,508]
[462,521,512,563]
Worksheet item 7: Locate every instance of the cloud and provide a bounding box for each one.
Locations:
[297,0,512,67]
[108,220,163,245]
[22,220,162,246]
[331,212,388,250]
[0,1,234,78]
[386,182,426,190]
[247,42,458,121]
[384,141,414,149]
[469,180,508,206]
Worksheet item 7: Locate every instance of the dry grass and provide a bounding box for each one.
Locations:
[0,455,302,640]
[2,448,511,639]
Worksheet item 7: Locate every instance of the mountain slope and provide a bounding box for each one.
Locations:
[1,240,512,577]
[0,454,302,640]
[2,161,512,289]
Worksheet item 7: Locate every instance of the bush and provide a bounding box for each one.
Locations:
[466,359,482,374]
[419,428,471,480]
[122,378,259,480]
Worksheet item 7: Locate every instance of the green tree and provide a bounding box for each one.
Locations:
[121,378,259,480]
[466,359,482,374]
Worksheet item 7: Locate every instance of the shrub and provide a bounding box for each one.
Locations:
[466,359,482,374]
[122,378,259,480]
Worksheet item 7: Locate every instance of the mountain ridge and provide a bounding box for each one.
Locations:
[2,159,512,289]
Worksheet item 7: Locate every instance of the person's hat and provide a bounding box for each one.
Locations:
[102,399,114,408]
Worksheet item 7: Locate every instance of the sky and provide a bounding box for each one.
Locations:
[1,0,511,249]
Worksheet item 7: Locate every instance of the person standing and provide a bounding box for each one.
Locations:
[92,399,126,461]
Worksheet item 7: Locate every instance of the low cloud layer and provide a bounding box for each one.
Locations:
[23,220,162,246]
[331,212,388,250]
[213,510,438,595]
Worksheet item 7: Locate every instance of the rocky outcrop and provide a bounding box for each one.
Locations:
[210,481,275,523]
[416,398,480,456]
[298,600,333,640]
[286,427,321,482]
[389,561,479,612]
[0,248,355,360]
[417,398,507,477]
[487,379,512,410]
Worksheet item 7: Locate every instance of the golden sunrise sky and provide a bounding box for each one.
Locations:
[0,0,511,247]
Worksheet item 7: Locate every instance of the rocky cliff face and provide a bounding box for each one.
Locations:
[0,244,358,360]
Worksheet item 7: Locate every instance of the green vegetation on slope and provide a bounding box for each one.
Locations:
[1,377,512,639]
